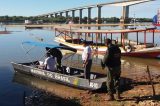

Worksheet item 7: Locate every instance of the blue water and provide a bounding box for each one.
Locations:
[0,27,56,106]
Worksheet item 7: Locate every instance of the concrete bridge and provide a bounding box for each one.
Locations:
[37,0,155,24]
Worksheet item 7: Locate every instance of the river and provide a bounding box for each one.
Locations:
[0,26,160,106]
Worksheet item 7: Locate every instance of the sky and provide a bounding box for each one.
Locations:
[0,0,159,18]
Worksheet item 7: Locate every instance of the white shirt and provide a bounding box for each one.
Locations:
[44,56,56,71]
[82,46,92,61]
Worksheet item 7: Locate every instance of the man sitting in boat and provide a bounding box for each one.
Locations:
[46,47,63,71]
[39,51,56,72]
[82,40,92,79]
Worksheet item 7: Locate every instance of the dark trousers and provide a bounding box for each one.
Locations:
[105,66,121,95]
[84,60,92,79]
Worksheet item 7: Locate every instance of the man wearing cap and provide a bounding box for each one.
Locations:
[39,48,56,72]
[101,38,121,101]
[82,41,92,79]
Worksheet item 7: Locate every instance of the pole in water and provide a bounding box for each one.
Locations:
[146,65,156,96]
[23,91,26,106]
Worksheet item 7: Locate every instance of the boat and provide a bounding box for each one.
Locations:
[25,26,43,29]
[54,26,160,59]
[11,41,107,90]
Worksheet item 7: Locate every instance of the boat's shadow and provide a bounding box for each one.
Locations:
[92,77,134,93]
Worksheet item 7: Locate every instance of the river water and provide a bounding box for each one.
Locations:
[0,26,160,106]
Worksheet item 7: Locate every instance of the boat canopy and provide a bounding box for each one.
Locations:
[22,41,77,52]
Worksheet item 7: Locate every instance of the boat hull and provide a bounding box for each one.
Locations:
[11,62,106,90]
[56,39,160,59]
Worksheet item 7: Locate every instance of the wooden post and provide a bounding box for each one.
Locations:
[92,33,93,43]
[144,31,146,46]
[96,33,98,46]
[136,31,139,45]
[152,29,155,45]
[146,65,156,96]
[122,33,125,48]
[111,33,112,41]
[78,32,80,44]
[101,33,102,45]
[106,33,107,39]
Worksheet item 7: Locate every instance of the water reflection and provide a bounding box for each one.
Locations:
[13,72,84,98]
[0,27,56,106]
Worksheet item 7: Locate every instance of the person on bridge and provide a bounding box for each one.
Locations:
[101,38,121,101]
[82,40,92,79]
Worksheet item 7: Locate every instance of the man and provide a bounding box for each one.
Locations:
[82,41,92,79]
[101,39,121,101]
[51,48,63,69]
[46,47,63,70]
[43,52,56,71]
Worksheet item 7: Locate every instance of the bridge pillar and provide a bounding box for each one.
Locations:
[55,13,58,18]
[60,12,63,17]
[87,8,92,24]
[66,11,69,18]
[121,6,129,24]
[79,9,83,24]
[72,10,75,19]
[97,5,102,24]
[50,14,54,18]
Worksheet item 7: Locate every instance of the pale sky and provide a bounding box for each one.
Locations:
[0,0,159,18]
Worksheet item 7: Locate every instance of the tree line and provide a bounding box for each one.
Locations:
[0,15,153,24]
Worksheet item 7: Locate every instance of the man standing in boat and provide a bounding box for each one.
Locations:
[101,38,121,101]
[82,41,92,79]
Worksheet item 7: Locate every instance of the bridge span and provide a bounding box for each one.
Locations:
[37,0,155,24]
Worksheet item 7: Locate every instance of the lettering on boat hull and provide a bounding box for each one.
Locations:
[31,69,45,76]
[55,73,70,83]
[89,82,98,89]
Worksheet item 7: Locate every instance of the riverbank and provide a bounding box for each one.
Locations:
[24,74,160,106]
[22,58,160,106]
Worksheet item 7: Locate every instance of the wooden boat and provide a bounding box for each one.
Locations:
[25,26,43,29]
[54,26,160,59]
[11,41,107,90]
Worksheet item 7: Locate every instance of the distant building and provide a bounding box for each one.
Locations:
[24,20,32,24]
[36,20,43,24]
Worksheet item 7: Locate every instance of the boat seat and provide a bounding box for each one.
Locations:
[72,73,84,78]
[91,77,107,83]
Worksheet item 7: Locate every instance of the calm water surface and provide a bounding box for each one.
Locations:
[0,26,160,106]
[0,27,55,106]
